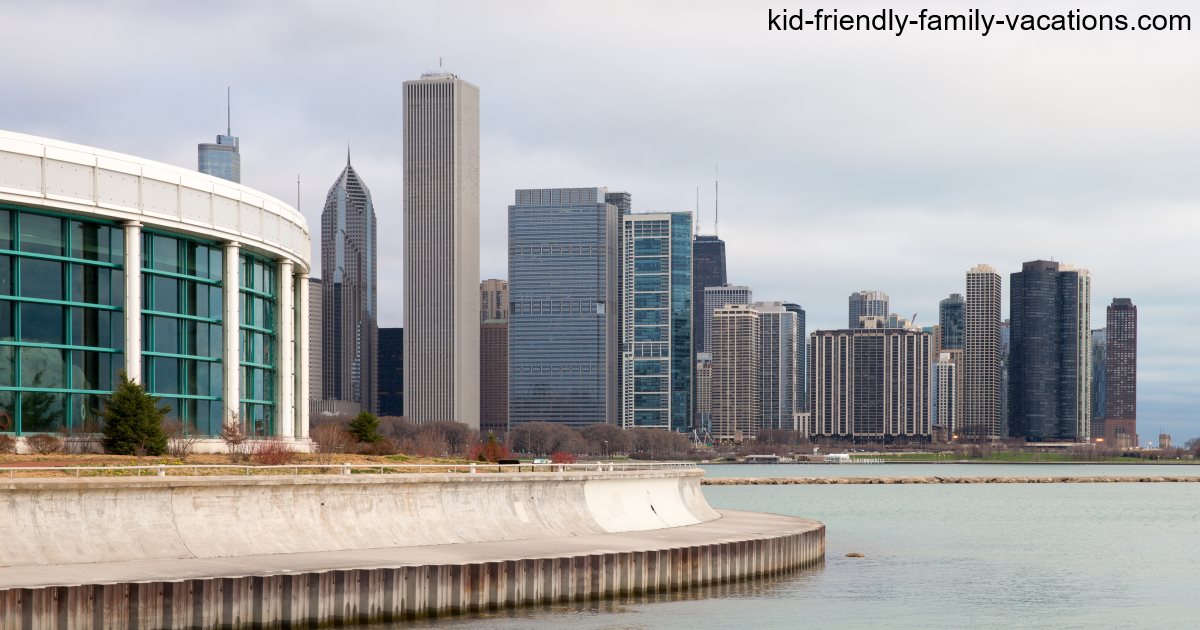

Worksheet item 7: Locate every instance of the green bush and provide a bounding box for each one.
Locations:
[102,372,169,456]
[348,411,382,443]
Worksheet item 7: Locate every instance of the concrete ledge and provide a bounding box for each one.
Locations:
[0,510,824,628]
[0,470,719,567]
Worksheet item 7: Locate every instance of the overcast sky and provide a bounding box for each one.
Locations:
[2,0,1196,440]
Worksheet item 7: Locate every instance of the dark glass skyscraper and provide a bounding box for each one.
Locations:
[939,293,965,350]
[378,328,403,416]
[320,155,378,412]
[508,188,619,428]
[1009,260,1091,441]
[691,235,727,353]
[783,302,807,413]
[1105,298,1137,445]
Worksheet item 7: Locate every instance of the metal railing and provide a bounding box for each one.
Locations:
[0,461,700,479]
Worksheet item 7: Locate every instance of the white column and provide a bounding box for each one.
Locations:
[223,242,241,427]
[296,272,310,439]
[276,260,295,439]
[123,222,142,381]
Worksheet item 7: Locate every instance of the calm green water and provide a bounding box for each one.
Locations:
[373,478,1200,629]
[701,462,1200,478]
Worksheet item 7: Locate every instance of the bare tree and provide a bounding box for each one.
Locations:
[220,417,250,463]
[163,419,204,461]
[311,423,353,466]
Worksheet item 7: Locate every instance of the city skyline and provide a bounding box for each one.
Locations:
[2,3,1193,438]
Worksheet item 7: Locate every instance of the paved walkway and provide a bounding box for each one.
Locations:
[0,510,821,590]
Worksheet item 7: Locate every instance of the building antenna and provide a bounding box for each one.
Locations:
[226,86,231,136]
[296,174,301,212]
[346,142,351,166]
[714,163,720,237]
[695,186,700,236]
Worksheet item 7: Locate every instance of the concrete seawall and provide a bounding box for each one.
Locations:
[0,471,825,628]
[0,470,719,567]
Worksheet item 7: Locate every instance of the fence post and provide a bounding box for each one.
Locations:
[157,465,165,477]
[341,463,351,475]
[469,463,477,474]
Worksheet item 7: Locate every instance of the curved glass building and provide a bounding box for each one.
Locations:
[0,130,310,445]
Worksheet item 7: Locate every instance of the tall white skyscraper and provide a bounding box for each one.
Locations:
[964,264,1001,439]
[703,285,752,360]
[403,72,480,428]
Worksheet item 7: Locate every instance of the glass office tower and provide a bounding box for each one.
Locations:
[508,188,618,428]
[621,212,692,432]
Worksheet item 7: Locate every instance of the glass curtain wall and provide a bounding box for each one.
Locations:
[0,206,124,435]
[239,254,276,436]
[141,232,224,435]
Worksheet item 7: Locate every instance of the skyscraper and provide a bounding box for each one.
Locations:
[1105,298,1137,446]
[1090,328,1107,439]
[320,155,378,412]
[932,350,960,438]
[691,235,727,353]
[939,293,965,350]
[378,328,403,416]
[480,279,509,321]
[480,319,508,436]
[403,72,480,427]
[508,188,618,428]
[308,277,323,405]
[848,290,889,328]
[964,265,1001,440]
[197,88,240,183]
[754,302,798,432]
[710,305,760,441]
[783,302,807,412]
[621,212,692,432]
[703,285,752,358]
[809,323,933,442]
[1009,260,1091,441]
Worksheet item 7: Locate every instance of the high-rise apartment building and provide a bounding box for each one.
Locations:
[480,319,508,436]
[1104,298,1137,447]
[620,212,692,431]
[848,290,889,329]
[320,155,378,412]
[932,350,959,438]
[939,293,965,350]
[508,188,618,428]
[197,90,240,183]
[378,328,403,416]
[783,302,807,412]
[704,285,752,360]
[754,302,798,432]
[710,305,760,441]
[1009,260,1091,441]
[480,279,509,321]
[809,324,933,441]
[964,265,1001,440]
[695,352,713,435]
[999,320,1010,436]
[403,72,480,427]
[691,236,728,353]
[308,277,323,403]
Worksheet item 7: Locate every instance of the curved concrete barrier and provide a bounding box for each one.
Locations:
[0,470,720,567]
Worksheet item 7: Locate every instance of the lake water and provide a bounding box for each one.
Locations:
[701,462,1200,478]
[369,465,1200,629]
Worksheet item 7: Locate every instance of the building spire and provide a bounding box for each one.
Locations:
[226,86,231,136]
[347,142,351,166]
[714,163,719,237]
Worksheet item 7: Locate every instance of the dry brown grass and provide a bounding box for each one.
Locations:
[0,452,475,478]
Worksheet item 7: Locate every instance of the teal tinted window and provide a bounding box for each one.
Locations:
[141,231,224,435]
[239,253,277,436]
[19,214,63,255]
